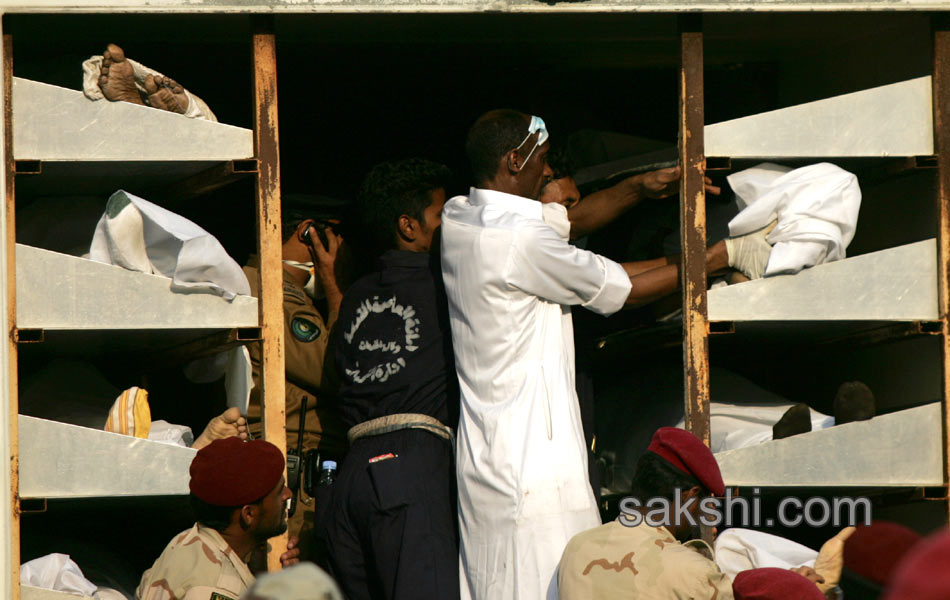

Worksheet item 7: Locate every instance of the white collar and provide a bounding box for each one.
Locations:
[468,187,542,221]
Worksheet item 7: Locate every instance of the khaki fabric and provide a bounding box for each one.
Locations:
[243,260,345,558]
[243,261,345,457]
[137,524,255,600]
[559,520,734,600]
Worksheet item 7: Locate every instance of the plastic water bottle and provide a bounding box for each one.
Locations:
[317,460,337,487]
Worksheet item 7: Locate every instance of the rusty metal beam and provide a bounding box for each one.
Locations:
[934,19,950,525]
[252,16,288,571]
[678,16,710,447]
[4,31,20,600]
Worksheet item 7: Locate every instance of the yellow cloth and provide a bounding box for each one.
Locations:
[104,386,151,439]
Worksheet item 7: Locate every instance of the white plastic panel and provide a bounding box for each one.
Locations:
[716,403,944,487]
[708,240,938,322]
[705,77,934,158]
[12,78,252,161]
[16,244,257,330]
[18,416,195,499]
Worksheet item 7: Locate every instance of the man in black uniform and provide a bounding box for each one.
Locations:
[325,159,460,600]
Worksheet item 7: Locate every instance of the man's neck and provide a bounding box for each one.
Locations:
[218,527,259,563]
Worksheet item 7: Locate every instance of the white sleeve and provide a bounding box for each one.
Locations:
[506,221,631,316]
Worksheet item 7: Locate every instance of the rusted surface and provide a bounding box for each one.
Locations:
[934,23,950,521]
[252,17,288,570]
[4,31,20,600]
[678,20,710,447]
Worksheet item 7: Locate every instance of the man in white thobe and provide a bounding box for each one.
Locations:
[440,109,749,600]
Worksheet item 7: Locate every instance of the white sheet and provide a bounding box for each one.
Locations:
[728,162,861,276]
[21,553,98,597]
[714,528,817,581]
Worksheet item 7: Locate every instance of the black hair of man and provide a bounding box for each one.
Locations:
[465,109,531,186]
[189,493,265,532]
[358,158,452,252]
[546,144,576,181]
[281,193,349,243]
[630,451,705,503]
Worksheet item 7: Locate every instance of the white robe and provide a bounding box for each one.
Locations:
[440,188,631,600]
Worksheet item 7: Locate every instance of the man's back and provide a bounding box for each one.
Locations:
[137,524,255,600]
[559,521,734,600]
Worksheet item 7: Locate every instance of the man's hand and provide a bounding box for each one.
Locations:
[280,536,301,568]
[790,566,825,585]
[310,227,343,281]
[639,166,721,199]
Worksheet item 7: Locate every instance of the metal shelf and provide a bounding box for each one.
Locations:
[18,416,195,499]
[716,403,943,487]
[708,239,937,323]
[705,76,934,158]
[16,244,257,331]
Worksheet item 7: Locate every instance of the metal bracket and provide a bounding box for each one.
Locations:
[13,328,43,343]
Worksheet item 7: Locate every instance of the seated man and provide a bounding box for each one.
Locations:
[558,427,840,599]
[137,437,301,600]
[325,158,459,600]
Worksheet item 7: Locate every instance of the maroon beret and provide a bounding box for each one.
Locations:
[189,437,285,507]
[733,568,824,600]
[844,521,921,586]
[884,531,950,600]
[647,427,725,496]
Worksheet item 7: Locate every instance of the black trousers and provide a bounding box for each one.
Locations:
[324,428,460,600]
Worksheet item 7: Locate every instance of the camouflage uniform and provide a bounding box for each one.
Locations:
[136,524,255,600]
[243,259,346,556]
[558,520,734,599]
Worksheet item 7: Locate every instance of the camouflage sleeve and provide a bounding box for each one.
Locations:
[678,558,735,600]
[182,586,242,600]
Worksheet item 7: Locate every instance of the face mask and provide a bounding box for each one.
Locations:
[283,260,325,300]
[513,115,550,168]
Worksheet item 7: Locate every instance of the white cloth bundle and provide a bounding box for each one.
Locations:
[82,55,217,122]
[714,528,818,581]
[728,162,861,276]
[89,190,250,300]
[21,553,98,596]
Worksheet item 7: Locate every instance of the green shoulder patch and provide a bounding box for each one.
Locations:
[210,593,237,600]
[291,317,322,342]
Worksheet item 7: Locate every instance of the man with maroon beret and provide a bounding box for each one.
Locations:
[558,428,829,599]
[137,438,303,600]
[884,530,950,600]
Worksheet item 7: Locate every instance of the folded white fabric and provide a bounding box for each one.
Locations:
[21,553,98,596]
[714,528,817,581]
[728,162,861,276]
[89,190,251,300]
[148,420,195,447]
[541,202,572,241]
[81,55,217,122]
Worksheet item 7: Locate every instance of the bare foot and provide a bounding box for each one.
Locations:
[144,74,189,114]
[99,44,145,105]
[813,526,857,594]
[192,406,248,449]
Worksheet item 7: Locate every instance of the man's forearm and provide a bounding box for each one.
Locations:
[620,241,730,307]
[568,174,645,239]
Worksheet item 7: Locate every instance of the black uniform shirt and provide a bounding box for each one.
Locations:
[335,249,458,429]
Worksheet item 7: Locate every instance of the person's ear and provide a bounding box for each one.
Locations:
[397,214,416,242]
[506,149,524,174]
[240,504,259,530]
[296,219,315,244]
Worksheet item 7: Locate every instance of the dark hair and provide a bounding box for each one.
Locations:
[546,144,576,180]
[190,493,266,532]
[281,210,309,244]
[465,109,530,185]
[630,451,704,502]
[358,158,452,251]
